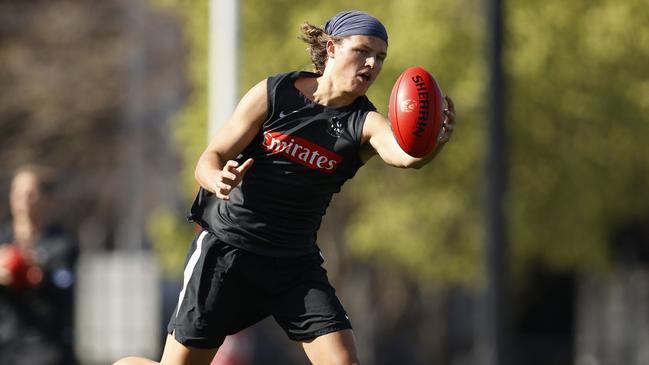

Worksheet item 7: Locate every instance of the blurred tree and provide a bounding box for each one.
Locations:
[150,1,483,363]
[148,0,649,363]
[0,1,187,249]
[147,0,209,277]
[506,0,649,277]
[275,1,486,287]
[153,0,485,284]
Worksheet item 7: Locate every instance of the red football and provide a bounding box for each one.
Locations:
[389,66,445,157]
[1,245,40,289]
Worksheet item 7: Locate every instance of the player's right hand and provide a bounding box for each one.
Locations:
[214,158,254,200]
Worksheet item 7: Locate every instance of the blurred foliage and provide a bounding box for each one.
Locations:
[339,0,485,287]
[506,0,649,278]
[236,0,484,287]
[150,0,649,286]
[0,1,186,240]
[147,0,208,277]
[151,0,209,197]
[148,208,194,278]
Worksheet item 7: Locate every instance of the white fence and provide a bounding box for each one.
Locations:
[75,251,162,364]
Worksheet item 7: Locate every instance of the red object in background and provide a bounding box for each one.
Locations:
[2,245,42,290]
[389,66,445,158]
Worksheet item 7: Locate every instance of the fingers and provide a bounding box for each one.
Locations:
[214,179,233,200]
[222,160,241,180]
[438,96,456,145]
[445,95,455,111]
[438,122,452,145]
[443,95,456,123]
[437,127,451,144]
[0,268,11,286]
[0,248,11,286]
[236,158,254,175]
[214,159,254,200]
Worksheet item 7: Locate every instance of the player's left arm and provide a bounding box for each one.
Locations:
[361,96,456,168]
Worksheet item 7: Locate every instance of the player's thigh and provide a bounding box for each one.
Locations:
[301,329,361,365]
[160,333,218,365]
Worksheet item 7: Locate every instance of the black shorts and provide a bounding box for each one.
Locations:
[167,230,352,349]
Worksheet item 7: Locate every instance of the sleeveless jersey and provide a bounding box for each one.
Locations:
[188,71,376,257]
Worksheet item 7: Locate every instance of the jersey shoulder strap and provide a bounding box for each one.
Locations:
[265,71,319,123]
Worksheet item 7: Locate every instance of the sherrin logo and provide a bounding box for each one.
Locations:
[262,131,343,173]
[411,75,430,138]
[400,99,417,113]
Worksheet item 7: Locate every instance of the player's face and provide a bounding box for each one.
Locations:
[330,35,387,95]
[10,172,41,219]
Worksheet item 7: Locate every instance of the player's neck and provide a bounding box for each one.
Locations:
[297,75,357,108]
[12,216,41,246]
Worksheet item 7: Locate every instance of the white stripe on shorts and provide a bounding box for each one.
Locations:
[175,230,209,317]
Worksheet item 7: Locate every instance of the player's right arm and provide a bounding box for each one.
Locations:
[195,79,268,200]
[361,96,456,169]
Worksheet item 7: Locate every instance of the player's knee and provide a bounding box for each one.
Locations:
[112,356,154,365]
[112,357,130,365]
[339,358,361,365]
[329,352,361,365]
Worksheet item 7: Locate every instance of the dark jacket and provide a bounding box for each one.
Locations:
[0,224,78,365]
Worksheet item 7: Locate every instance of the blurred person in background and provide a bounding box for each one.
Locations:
[115,10,456,365]
[0,164,78,365]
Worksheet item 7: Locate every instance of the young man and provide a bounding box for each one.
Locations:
[115,10,456,365]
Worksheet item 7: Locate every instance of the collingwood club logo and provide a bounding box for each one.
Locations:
[326,117,344,138]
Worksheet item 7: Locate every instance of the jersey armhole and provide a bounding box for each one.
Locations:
[264,76,276,126]
[263,72,296,128]
[357,110,372,145]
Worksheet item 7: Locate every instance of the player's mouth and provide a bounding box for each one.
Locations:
[356,71,372,83]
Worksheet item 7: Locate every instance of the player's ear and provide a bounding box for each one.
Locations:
[326,39,336,59]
